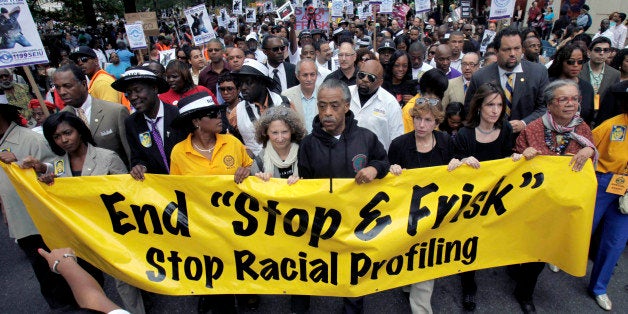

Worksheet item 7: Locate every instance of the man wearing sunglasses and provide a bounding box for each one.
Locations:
[262,35,298,93]
[578,36,620,102]
[349,60,403,151]
[69,46,126,106]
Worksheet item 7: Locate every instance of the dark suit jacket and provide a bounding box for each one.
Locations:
[464,60,549,124]
[124,103,187,174]
[578,63,621,100]
[62,97,131,168]
[283,62,299,90]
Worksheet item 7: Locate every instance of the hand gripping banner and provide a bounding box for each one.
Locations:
[1,156,596,297]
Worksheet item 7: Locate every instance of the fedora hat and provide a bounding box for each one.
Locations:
[231,58,280,91]
[111,67,169,94]
[171,92,228,129]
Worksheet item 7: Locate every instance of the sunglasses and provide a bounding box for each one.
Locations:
[415,97,440,107]
[219,86,236,92]
[76,56,91,63]
[207,48,222,53]
[265,45,286,52]
[565,59,586,65]
[205,111,221,119]
[357,71,378,83]
[361,57,371,62]
[428,50,436,55]
[592,47,611,53]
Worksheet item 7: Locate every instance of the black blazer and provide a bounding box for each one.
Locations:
[124,103,187,174]
[283,62,299,90]
[464,60,549,124]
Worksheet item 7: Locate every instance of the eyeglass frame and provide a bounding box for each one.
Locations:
[357,71,378,83]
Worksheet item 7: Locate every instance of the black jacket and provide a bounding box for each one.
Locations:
[298,111,389,187]
[388,131,452,169]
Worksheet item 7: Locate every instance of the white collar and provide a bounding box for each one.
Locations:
[144,101,165,122]
[498,62,523,76]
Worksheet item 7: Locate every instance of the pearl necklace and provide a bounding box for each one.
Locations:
[193,142,215,153]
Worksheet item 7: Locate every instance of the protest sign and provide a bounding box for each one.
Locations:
[331,0,343,17]
[277,2,295,21]
[184,4,216,46]
[158,49,175,67]
[2,157,596,296]
[294,7,330,31]
[480,29,496,52]
[232,0,243,15]
[415,0,431,13]
[124,23,147,50]
[380,0,393,14]
[0,0,48,68]
[489,0,516,20]
[245,8,256,23]
[124,12,159,36]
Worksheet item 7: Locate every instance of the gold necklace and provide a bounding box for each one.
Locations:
[193,142,215,153]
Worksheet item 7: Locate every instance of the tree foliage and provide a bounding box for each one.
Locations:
[29,0,124,26]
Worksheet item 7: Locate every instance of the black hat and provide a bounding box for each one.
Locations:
[581,5,590,11]
[231,59,280,91]
[171,92,228,129]
[299,30,312,38]
[69,46,97,61]
[378,39,396,52]
[111,67,169,94]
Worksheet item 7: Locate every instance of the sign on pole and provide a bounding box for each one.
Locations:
[232,0,243,15]
[184,4,216,46]
[124,23,147,50]
[0,1,48,68]
[489,0,516,20]
[124,12,159,36]
[415,0,431,14]
[245,8,256,23]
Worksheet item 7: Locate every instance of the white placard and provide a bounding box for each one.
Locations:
[331,0,343,17]
[345,0,354,16]
[227,17,238,33]
[264,1,274,13]
[124,23,147,50]
[0,1,49,68]
[480,29,496,53]
[159,49,176,67]
[245,8,256,23]
[184,4,216,46]
[380,0,393,14]
[218,8,229,28]
[415,0,431,14]
[277,2,295,21]
[489,0,516,20]
[361,1,372,18]
[232,0,243,15]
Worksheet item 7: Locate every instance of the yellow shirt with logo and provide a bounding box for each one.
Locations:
[593,114,628,174]
[170,133,253,175]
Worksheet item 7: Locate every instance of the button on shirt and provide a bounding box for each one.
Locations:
[268,63,287,91]
[348,86,404,151]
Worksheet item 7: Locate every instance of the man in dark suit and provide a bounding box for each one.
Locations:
[112,67,187,179]
[462,27,549,314]
[262,35,298,93]
[465,27,549,135]
[55,64,130,168]
[578,36,620,115]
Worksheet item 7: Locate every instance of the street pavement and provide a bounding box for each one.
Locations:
[0,222,625,313]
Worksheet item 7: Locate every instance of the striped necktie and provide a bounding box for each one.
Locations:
[504,72,514,117]
[76,108,89,126]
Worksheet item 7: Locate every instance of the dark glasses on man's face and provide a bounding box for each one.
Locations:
[592,47,611,53]
[565,59,586,65]
[357,71,377,83]
[76,56,90,63]
[206,111,221,119]
[265,46,286,53]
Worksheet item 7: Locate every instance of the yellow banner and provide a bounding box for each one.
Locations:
[2,157,596,297]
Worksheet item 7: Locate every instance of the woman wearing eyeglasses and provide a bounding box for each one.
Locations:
[547,44,595,125]
[447,82,514,312]
[511,79,596,311]
[159,60,217,107]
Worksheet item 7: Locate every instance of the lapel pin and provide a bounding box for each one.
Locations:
[520,78,525,82]
[94,119,99,122]
[166,131,170,137]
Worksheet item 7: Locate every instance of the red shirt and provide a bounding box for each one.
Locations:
[158,85,217,107]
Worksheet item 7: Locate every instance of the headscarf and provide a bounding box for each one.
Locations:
[541,111,598,166]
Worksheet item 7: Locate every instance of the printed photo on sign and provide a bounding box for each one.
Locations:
[124,23,147,50]
[331,0,343,17]
[184,4,216,46]
[227,17,238,33]
[277,2,295,21]
[480,29,495,53]
[232,0,242,15]
[264,1,273,13]
[361,1,372,17]
[159,49,175,67]
[294,7,330,31]
[245,8,256,23]
[218,8,229,28]
[380,0,393,14]
[0,0,48,68]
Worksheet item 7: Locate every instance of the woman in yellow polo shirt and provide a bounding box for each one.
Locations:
[170,92,252,184]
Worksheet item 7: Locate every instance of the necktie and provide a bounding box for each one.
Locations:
[76,108,88,126]
[147,117,170,173]
[463,81,469,94]
[327,60,332,70]
[504,73,514,117]
[272,68,281,88]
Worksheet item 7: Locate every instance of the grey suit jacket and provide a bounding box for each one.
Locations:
[281,85,306,124]
[63,97,130,167]
[48,144,127,177]
[464,60,549,124]
[578,63,621,98]
[442,76,466,109]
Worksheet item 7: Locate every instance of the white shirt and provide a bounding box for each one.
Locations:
[593,29,617,48]
[300,88,318,133]
[144,102,165,142]
[612,24,627,49]
[268,63,287,91]
[498,63,524,92]
[254,49,267,64]
[77,95,93,124]
[316,58,336,72]
[430,53,464,72]
[348,86,404,151]
[289,46,302,64]
[412,63,433,80]
[317,66,331,86]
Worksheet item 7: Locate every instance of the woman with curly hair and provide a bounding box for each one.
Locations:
[251,106,306,184]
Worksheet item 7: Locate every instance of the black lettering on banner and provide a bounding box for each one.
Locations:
[167,251,182,280]
[204,255,224,288]
[234,250,259,280]
[101,192,136,235]
[350,252,371,285]
[284,208,309,237]
[263,200,281,236]
[463,191,487,219]
[354,192,392,241]
[431,194,460,229]
[144,247,224,288]
[146,247,166,282]
[260,258,280,280]
[449,183,475,222]
[232,193,260,236]
[131,204,163,234]
[407,184,439,236]
[163,190,190,237]
[184,256,203,281]
[308,207,341,248]
[480,176,513,216]
[280,257,297,280]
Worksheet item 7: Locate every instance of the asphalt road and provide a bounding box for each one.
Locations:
[0,222,625,313]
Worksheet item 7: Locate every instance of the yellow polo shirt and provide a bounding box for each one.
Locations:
[170,133,253,175]
[402,93,423,133]
[593,114,628,174]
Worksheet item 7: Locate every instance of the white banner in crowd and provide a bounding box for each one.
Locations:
[331,0,343,17]
[218,8,229,28]
[245,8,256,23]
[489,0,516,20]
[227,17,238,33]
[360,1,372,18]
[480,29,496,52]
[184,4,216,46]
[158,48,175,67]
[380,0,393,14]
[232,0,243,15]
[124,23,147,50]
[415,0,431,14]
[0,0,48,68]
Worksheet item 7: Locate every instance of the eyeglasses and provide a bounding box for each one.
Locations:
[76,56,90,63]
[207,48,223,53]
[361,57,371,62]
[415,97,440,107]
[205,111,221,119]
[357,71,378,83]
[177,55,188,60]
[565,59,586,65]
[219,86,236,92]
[428,50,436,55]
[265,45,285,52]
[552,96,582,106]
[592,47,611,53]
[461,62,478,68]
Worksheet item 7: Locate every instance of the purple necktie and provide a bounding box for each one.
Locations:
[148,117,169,173]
